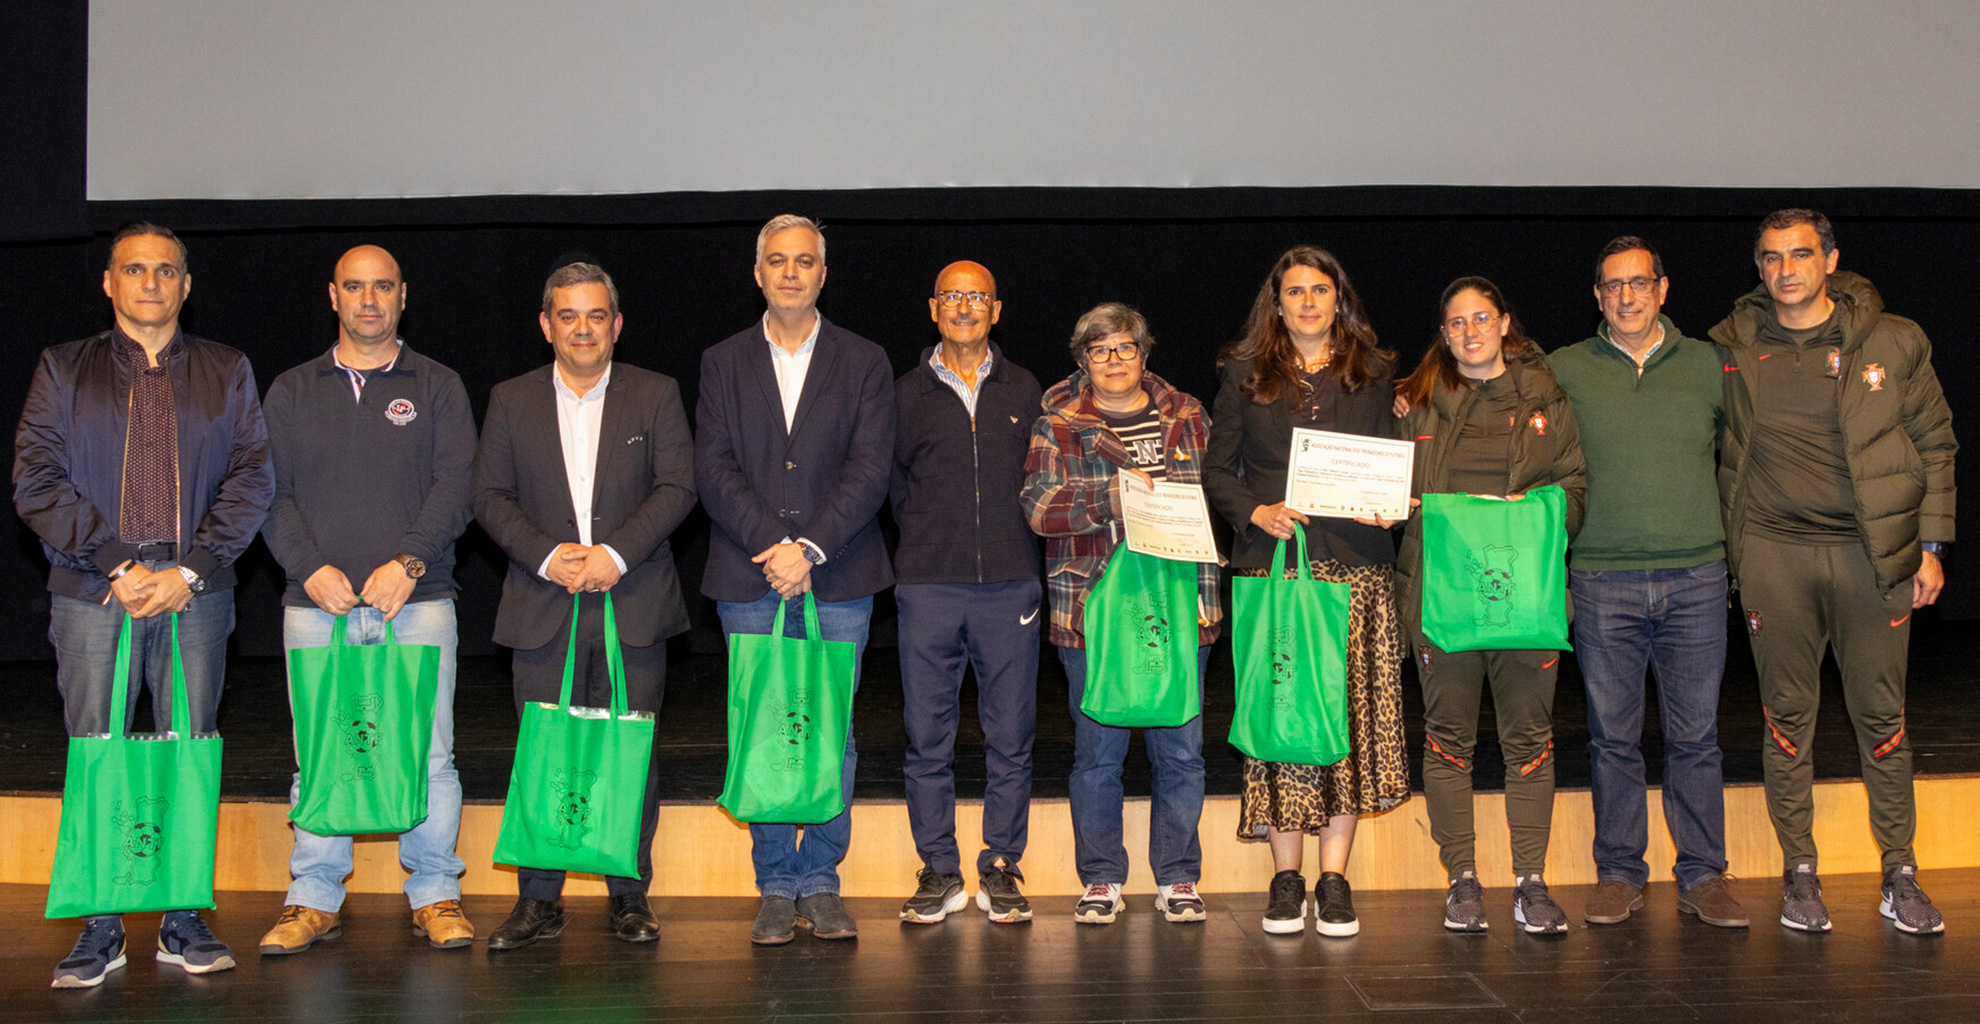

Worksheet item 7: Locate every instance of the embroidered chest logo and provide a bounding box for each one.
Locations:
[385,398,417,425]
[1528,412,1548,436]
[1747,610,1763,637]
[1862,363,1887,391]
[1826,348,1843,376]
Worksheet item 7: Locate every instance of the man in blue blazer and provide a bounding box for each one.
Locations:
[473,262,697,949]
[696,215,895,945]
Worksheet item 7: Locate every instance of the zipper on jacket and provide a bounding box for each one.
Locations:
[971,411,983,583]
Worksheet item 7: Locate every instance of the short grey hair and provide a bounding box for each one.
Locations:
[1068,302,1155,363]
[541,262,619,315]
[755,214,826,264]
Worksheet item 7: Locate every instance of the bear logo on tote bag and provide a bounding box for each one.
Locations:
[550,769,598,851]
[339,693,384,783]
[1465,544,1520,629]
[113,797,168,887]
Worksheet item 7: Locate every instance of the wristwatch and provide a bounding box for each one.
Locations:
[393,553,428,579]
[176,565,206,594]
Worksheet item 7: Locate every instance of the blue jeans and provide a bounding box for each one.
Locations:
[1059,645,1207,887]
[898,580,1040,879]
[282,602,465,911]
[717,592,871,899]
[1570,562,1730,890]
[50,587,234,736]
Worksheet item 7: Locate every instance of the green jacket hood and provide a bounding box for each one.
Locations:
[1714,271,1887,355]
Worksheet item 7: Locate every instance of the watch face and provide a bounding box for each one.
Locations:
[403,557,427,579]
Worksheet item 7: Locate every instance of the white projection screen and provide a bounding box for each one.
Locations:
[88,0,1980,201]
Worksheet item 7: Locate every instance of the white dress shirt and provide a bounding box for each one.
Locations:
[536,364,627,579]
[765,312,822,432]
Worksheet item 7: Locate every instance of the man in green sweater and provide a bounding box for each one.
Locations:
[1549,236,1747,930]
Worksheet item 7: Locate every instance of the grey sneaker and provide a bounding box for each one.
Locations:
[1880,865,1944,935]
[900,870,968,924]
[1155,882,1206,923]
[751,896,797,946]
[1512,875,1569,935]
[1074,882,1124,924]
[1780,863,1831,932]
[1444,871,1488,932]
[1314,872,1359,937]
[976,859,1032,923]
[1261,870,1307,935]
[795,892,858,940]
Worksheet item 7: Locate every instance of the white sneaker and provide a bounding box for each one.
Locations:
[1074,882,1124,924]
[1155,882,1207,923]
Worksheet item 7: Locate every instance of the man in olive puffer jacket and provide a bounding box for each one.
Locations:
[1711,209,1956,937]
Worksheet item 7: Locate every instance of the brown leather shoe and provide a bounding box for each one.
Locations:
[258,905,340,955]
[1678,873,1751,928]
[413,900,476,949]
[1582,880,1644,925]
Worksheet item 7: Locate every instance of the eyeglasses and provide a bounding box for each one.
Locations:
[1442,311,1501,337]
[935,290,994,309]
[1084,341,1143,363]
[1597,276,1661,298]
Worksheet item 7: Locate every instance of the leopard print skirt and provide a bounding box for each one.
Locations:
[1235,559,1411,837]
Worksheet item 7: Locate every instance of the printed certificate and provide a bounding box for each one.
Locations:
[1120,473,1224,564]
[1283,428,1415,520]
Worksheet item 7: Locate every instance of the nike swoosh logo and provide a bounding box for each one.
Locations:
[1891,613,1911,628]
[1724,364,1739,373]
[1415,435,1434,441]
[1019,608,1039,625]
[1759,353,1774,360]
[1541,656,1559,669]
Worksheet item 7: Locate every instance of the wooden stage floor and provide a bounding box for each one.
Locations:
[10,870,1980,1022]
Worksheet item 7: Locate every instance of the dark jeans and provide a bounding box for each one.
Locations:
[50,588,235,737]
[1571,562,1731,890]
[1059,645,1208,888]
[510,592,666,901]
[898,580,1041,879]
[718,592,872,899]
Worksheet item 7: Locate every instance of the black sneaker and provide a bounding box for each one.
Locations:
[1261,870,1307,935]
[899,869,968,924]
[1444,872,1488,932]
[51,916,125,989]
[976,859,1032,923]
[1881,865,1943,935]
[1512,875,1568,935]
[1780,863,1831,933]
[1314,872,1359,937]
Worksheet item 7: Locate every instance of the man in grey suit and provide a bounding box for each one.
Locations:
[472,262,696,949]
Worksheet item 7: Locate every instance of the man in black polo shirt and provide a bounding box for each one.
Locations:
[892,261,1044,924]
[258,245,479,954]
[1712,209,1956,935]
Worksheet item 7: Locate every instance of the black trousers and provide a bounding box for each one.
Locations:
[510,592,666,900]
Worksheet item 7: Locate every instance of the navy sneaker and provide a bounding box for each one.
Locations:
[157,910,236,975]
[51,916,126,989]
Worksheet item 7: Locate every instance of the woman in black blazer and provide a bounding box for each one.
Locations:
[1202,245,1410,938]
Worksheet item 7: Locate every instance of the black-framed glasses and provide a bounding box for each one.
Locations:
[1442,311,1501,337]
[935,290,994,309]
[1597,276,1661,298]
[1084,340,1143,363]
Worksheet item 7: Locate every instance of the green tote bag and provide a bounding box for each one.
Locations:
[46,614,223,919]
[1229,530,1353,766]
[717,593,858,824]
[287,615,440,836]
[1080,543,1201,728]
[1419,484,1572,652]
[492,594,654,878]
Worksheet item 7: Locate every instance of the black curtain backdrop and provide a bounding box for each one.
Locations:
[4,7,1976,660]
